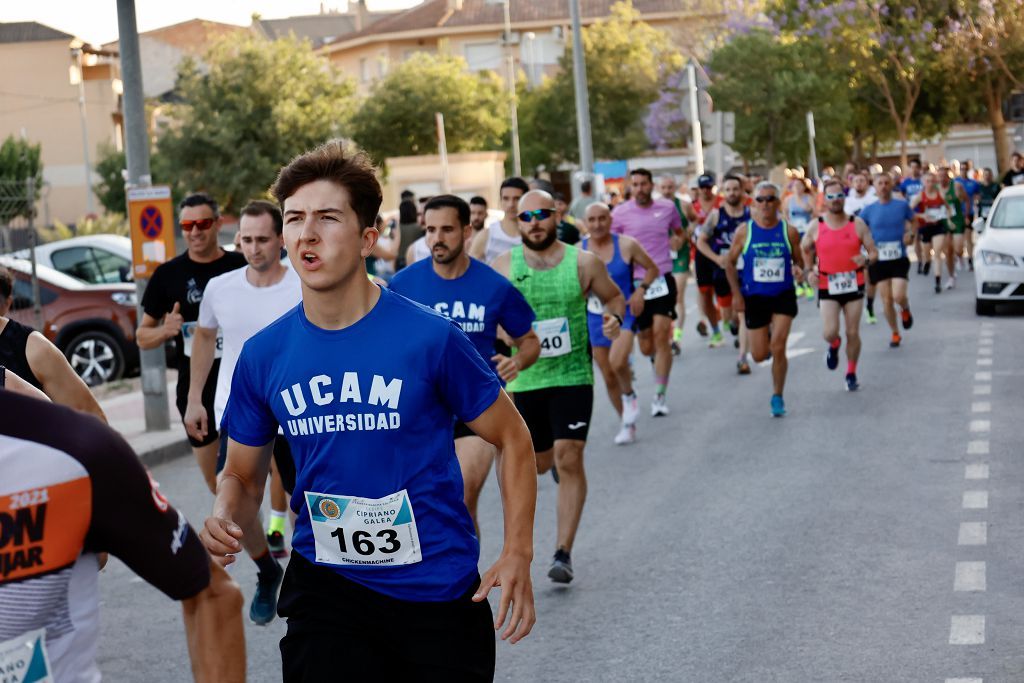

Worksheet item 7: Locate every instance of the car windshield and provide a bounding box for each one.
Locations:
[990,196,1024,229]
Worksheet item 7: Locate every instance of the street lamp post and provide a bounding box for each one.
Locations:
[503,0,522,177]
[70,47,95,215]
[568,0,594,176]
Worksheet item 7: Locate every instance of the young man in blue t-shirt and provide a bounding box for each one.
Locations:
[390,195,540,530]
[199,140,538,680]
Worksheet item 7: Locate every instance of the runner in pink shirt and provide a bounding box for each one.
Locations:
[611,168,685,417]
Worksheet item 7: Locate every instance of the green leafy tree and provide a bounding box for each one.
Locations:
[706,30,852,167]
[350,53,508,162]
[0,136,43,223]
[518,1,683,170]
[93,143,127,215]
[156,34,356,214]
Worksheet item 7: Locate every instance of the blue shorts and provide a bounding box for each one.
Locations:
[587,310,635,348]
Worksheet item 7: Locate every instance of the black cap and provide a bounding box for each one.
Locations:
[697,173,715,188]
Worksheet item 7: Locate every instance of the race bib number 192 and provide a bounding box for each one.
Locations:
[305,489,422,567]
[827,270,857,295]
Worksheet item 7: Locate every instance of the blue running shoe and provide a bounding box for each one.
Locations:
[845,373,859,392]
[770,394,786,417]
[250,566,283,626]
[825,342,840,370]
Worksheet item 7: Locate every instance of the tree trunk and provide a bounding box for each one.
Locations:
[984,75,1011,175]
[870,134,879,164]
[852,131,864,167]
[896,120,908,169]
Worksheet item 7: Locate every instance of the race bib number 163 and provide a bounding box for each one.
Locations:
[305,489,422,567]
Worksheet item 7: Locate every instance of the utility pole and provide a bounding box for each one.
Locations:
[687,61,705,176]
[436,112,451,193]
[26,178,43,331]
[70,47,95,215]
[503,0,522,176]
[568,0,594,176]
[118,0,170,431]
[806,111,820,181]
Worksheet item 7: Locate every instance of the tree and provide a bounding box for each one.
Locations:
[518,1,683,170]
[93,143,126,215]
[156,34,357,214]
[704,30,853,168]
[0,136,43,224]
[350,53,508,163]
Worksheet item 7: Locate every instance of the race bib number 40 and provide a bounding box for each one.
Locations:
[827,270,857,295]
[533,317,572,357]
[305,490,421,567]
[181,322,224,359]
[877,241,902,261]
[643,275,670,300]
[753,257,785,283]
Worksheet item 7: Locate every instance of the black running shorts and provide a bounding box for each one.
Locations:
[513,384,594,453]
[743,290,798,330]
[868,257,911,282]
[632,274,678,332]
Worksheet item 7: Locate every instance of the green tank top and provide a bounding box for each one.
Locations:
[945,182,965,231]
[506,244,593,392]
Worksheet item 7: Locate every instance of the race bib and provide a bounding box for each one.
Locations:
[827,270,857,295]
[980,205,991,219]
[533,317,572,357]
[643,275,670,300]
[181,322,223,359]
[305,489,422,567]
[669,249,679,259]
[877,241,902,261]
[586,294,604,315]
[753,257,785,283]
[924,206,948,222]
[0,629,51,682]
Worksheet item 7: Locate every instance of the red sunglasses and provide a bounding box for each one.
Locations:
[181,218,217,232]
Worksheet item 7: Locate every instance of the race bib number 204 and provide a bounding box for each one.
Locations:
[305,489,422,567]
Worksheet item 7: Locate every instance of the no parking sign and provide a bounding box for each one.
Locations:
[128,186,175,279]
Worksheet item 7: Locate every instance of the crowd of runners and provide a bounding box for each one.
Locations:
[1,139,1019,681]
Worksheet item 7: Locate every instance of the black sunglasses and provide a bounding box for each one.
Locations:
[754,196,779,203]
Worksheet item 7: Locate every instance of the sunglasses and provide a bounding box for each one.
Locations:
[518,208,553,223]
[754,196,778,203]
[825,192,846,201]
[180,218,217,232]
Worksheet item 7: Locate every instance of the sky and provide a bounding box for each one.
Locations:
[3,0,421,45]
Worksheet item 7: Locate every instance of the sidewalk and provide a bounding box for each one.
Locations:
[94,370,191,468]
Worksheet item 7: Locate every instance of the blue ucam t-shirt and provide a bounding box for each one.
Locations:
[899,177,923,200]
[227,287,501,602]
[389,257,536,382]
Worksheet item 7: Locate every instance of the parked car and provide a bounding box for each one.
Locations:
[974,185,1024,315]
[1,256,139,386]
[14,234,133,284]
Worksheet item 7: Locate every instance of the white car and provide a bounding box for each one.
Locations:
[974,184,1024,315]
[14,235,133,285]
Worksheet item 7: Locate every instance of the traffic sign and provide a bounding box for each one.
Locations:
[127,186,174,279]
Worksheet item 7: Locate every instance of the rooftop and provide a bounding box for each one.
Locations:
[0,21,74,44]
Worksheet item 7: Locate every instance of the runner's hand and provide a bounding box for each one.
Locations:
[717,254,730,270]
[183,401,208,441]
[602,313,621,340]
[200,517,243,567]
[852,254,867,267]
[163,302,184,339]
[733,293,745,313]
[491,354,520,383]
[627,289,645,318]
[794,265,806,284]
[474,552,535,644]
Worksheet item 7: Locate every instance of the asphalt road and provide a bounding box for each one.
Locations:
[97,270,1024,682]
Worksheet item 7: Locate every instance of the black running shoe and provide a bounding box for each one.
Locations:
[267,530,288,559]
[696,321,708,337]
[923,261,931,275]
[548,549,573,584]
[845,373,859,392]
[250,565,283,626]
[825,343,840,370]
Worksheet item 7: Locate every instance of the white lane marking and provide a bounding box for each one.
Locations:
[973,385,992,395]
[978,336,993,346]
[980,327,994,336]
[978,347,992,356]
[756,347,815,367]
[787,331,806,347]
[965,464,989,480]
[969,420,991,433]
[974,371,992,381]
[958,522,987,546]
[977,358,992,366]
[971,402,991,413]
[946,679,983,683]
[954,562,987,592]
[963,490,989,510]
[967,441,989,454]
[949,615,985,645]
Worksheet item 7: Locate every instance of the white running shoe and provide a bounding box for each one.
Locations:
[613,424,636,445]
[621,393,640,425]
[651,394,670,417]
[945,277,956,290]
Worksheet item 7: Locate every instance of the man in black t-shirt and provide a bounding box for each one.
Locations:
[1001,152,1024,187]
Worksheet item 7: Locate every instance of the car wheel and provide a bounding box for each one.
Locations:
[64,330,125,386]
[975,298,996,316]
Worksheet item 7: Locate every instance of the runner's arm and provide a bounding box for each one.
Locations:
[800,224,817,275]
[695,210,719,261]
[25,331,105,422]
[581,251,626,317]
[203,439,274,566]
[1,365,49,401]
[490,251,512,278]
[787,224,806,280]
[404,242,417,267]
[724,225,746,308]
[621,236,659,289]
[469,226,489,260]
[181,560,246,683]
[501,329,540,378]
[855,218,878,264]
[185,326,218,440]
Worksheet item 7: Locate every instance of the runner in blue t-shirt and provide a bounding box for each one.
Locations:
[390,194,540,529]
[199,141,538,680]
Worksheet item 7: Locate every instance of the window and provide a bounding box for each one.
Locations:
[464,42,503,71]
[10,278,57,310]
[991,197,1024,229]
[51,247,131,284]
[360,58,369,83]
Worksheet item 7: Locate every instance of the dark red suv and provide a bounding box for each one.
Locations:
[2,256,139,386]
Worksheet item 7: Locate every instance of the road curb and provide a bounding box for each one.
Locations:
[132,433,192,469]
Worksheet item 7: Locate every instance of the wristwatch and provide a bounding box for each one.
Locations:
[0,365,6,388]
[611,313,624,326]
[639,282,650,291]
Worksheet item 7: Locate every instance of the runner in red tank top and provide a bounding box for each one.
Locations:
[801,178,878,392]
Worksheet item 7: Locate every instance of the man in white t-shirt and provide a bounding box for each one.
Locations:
[844,171,878,217]
[183,199,301,625]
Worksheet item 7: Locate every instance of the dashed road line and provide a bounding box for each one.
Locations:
[969,420,990,433]
[977,357,992,366]
[954,562,986,592]
[962,490,989,510]
[965,464,989,480]
[967,440,989,455]
[949,615,985,645]
[946,678,983,683]
[974,371,992,382]
[973,385,991,395]
[958,522,987,546]
[971,402,991,413]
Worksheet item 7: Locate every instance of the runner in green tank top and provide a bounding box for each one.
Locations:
[939,167,968,290]
[492,189,626,586]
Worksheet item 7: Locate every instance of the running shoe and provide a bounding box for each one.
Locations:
[267,531,288,559]
[621,393,639,425]
[737,359,751,375]
[934,280,942,294]
[708,331,724,348]
[671,341,681,356]
[845,373,860,392]
[968,257,974,272]
[923,261,931,275]
[916,262,923,275]
[866,311,877,325]
[825,342,840,371]
[696,320,708,337]
[651,393,670,417]
[250,565,283,626]
[805,286,816,301]
[548,549,573,584]
[673,327,683,343]
[728,320,739,336]
[901,309,913,330]
[770,394,786,417]
[945,277,956,290]
[613,423,636,445]
[889,333,902,348]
